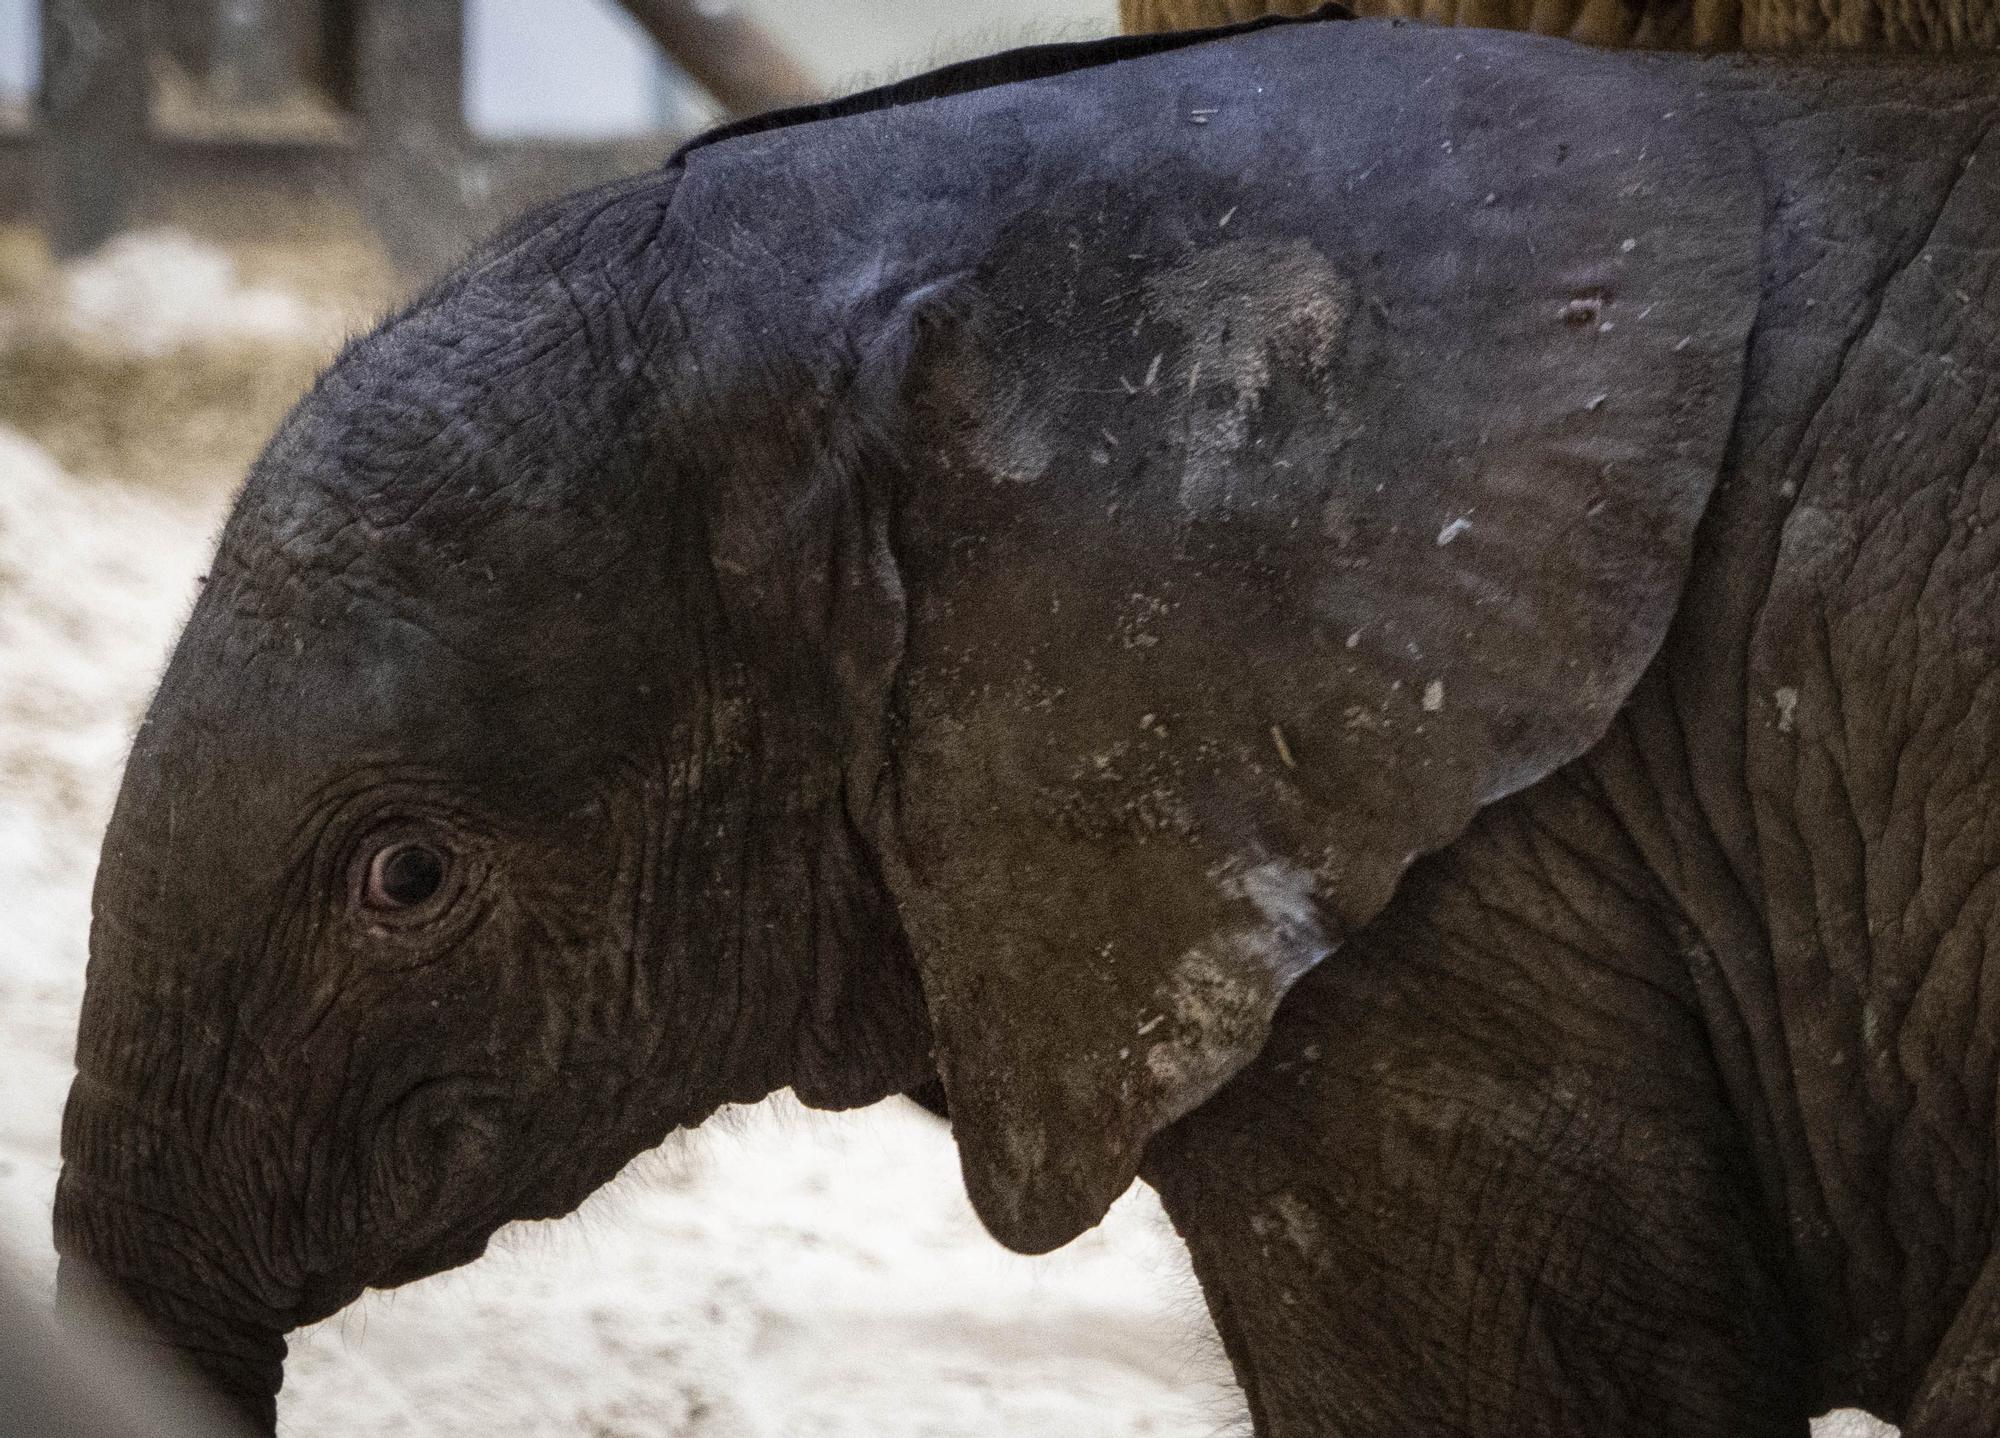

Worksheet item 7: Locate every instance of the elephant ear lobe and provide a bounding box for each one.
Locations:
[872,29,1764,1254]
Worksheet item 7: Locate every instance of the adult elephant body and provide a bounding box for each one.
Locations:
[1124,0,2000,49]
[53,13,2000,1436]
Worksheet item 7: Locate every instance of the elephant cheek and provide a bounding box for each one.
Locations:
[355,1093,512,1288]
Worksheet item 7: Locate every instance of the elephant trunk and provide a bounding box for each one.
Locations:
[58,810,303,1434]
[54,1132,289,1435]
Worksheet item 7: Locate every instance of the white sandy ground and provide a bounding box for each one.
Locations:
[0,231,1893,1436]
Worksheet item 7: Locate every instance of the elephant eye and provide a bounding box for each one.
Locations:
[363,842,448,911]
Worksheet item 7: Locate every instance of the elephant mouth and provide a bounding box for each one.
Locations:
[365,1225,495,1292]
[273,1245,477,1333]
[290,1268,368,1328]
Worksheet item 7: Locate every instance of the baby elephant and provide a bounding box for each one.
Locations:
[54,10,2000,1435]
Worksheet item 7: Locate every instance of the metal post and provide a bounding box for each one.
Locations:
[37,0,150,254]
[355,0,476,276]
[207,0,323,110]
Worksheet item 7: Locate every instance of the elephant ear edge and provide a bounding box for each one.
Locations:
[861,27,1766,1254]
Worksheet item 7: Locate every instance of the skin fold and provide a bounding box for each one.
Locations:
[51,12,2000,1435]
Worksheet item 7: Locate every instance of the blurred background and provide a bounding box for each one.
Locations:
[0,0,1117,273]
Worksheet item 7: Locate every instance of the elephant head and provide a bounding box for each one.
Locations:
[55,16,1763,1428]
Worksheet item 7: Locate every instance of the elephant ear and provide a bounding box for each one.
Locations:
[871,28,1763,1253]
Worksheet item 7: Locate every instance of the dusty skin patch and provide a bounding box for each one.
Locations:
[1141,237,1357,505]
[964,377,1060,484]
[1141,860,1331,1127]
[1775,685,1801,733]
[1142,939,1285,1126]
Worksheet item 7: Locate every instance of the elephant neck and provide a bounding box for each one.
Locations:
[618,639,934,1127]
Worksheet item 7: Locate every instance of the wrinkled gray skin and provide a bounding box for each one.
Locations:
[55,12,2000,1436]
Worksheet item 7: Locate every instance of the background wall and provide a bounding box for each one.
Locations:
[737,0,1115,84]
[0,0,1120,132]
[0,0,32,117]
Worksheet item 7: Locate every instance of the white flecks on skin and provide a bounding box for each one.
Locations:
[1137,860,1332,1125]
[1221,860,1331,989]
[1422,680,1445,713]
[1344,703,1385,732]
[1272,1193,1322,1260]
[1140,945,1271,1122]
[1557,295,1603,325]
[1270,724,1297,769]
[1435,516,1472,546]
[1116,592,1171,651]
[1776,686,1800,734]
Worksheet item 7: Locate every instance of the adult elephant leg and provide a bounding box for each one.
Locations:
[1905,1253,2000,1435]
[1140,774,1813,1436]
